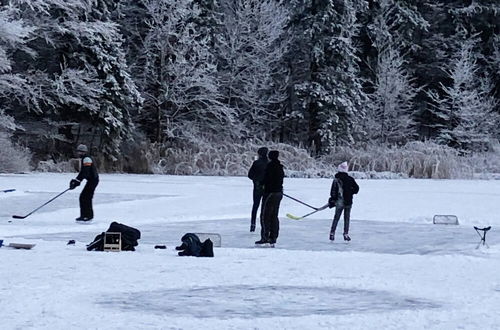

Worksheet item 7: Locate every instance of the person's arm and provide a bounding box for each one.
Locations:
[330,180,338,199]
[328,179,338,207]
[351,178,359,194]
[248,162,256,180]
[262,164,271,188]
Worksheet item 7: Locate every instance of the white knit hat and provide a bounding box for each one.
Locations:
[338,161,348,173]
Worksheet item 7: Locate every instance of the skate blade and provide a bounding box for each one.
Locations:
[75,220,93,225]
[254,243,275,248]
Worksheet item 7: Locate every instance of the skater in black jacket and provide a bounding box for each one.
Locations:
[328,162,359,241]
[255,150,284,246]
[247,147,269,232]
[69,144,99,222]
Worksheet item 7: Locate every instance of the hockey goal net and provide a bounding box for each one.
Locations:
[433,215,459,225]
[194,233,222,247]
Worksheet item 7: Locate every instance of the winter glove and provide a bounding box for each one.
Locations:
[328,197,336,209]
[69,179,80,190]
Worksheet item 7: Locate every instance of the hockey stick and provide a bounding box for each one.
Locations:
[12,188,71,219]
[283,193,322,210]
[286,204,329,220]
[1,189,15,193]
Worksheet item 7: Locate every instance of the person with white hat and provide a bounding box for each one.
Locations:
[69,144,99,222]
[328,161,359,241]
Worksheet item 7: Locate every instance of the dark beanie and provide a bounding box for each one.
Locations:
[268,150,279,160]
[257,147,268,158]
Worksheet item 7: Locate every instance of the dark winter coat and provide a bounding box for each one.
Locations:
[76,154,99,183]
[330,172,359,206]
[248,155,269,189]
[263,159,284,194]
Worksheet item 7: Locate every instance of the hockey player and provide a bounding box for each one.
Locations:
[255,150,284,246]
[328,161,359,241]
[69,144,99,222]
[247,147,269,232]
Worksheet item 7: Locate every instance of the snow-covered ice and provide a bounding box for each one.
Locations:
[1,173,500,329]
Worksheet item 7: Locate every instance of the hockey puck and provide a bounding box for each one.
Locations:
[154,245,167,249]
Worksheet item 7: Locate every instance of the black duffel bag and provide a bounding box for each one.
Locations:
[87,221,141,251]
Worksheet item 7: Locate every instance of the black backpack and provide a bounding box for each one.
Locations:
[200,238,214,257]
[87,222,141,251]
[176,233,214,257]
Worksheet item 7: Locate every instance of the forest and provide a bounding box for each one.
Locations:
[0,0,498,178]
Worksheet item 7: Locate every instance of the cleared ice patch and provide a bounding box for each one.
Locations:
[98,285,440,319]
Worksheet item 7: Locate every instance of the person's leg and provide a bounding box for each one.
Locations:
[330,201,345,240]
[80,181,98,219]
[262,194,275,242]
[343,206,352,235]
[256,193,270,243]
[251,187,263,232]
[79,187,87,219]
[268,192,283,243]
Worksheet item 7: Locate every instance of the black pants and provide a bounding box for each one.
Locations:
[80,179,98,219]
[251,186,264,230]
[261,192,283,243]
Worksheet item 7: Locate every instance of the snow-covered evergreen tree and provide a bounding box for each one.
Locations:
[367,47,417,144]
[0,5,34,124]
[8,0,141,159]
[364,0,421,144]
[428,37,499,151]
[291,0,367,154]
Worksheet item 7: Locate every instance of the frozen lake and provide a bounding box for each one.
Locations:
[1,173,500,329]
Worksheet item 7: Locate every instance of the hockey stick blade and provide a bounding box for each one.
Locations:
[12,215,27,219]
[286,204,329,221]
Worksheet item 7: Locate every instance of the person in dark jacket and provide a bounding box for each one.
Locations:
[69,144,99,222]
[255,150,284,246]
[328,161,359,241]
[247,147,269,232]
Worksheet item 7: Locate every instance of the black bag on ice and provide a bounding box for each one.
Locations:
[87,221,141,251]
[176,233,214,257]
[107,221,141,251]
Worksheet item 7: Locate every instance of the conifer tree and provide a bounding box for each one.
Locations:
[8,0,141,159]
[291,0,367,154]
[428,37,498,151]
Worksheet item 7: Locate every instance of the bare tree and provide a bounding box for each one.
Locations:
[137,0,235,142]
[217,0,290,136]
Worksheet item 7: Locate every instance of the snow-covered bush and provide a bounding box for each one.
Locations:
[35,159,76,173]
[0,109,31,173]
[0,131,31,173]
[144,135,333,177]
[143,136,500,179]
[321,141,500,179]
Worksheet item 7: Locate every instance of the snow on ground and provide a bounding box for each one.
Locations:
[1,173,500,329]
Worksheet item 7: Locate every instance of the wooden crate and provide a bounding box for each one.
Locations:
[103,232,121,252]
